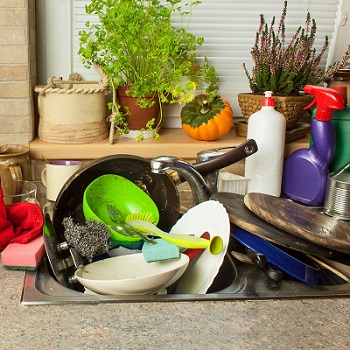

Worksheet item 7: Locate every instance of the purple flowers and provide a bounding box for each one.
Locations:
[243,1,349,96]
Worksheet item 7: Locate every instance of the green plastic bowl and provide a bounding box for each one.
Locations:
[83,174,159,243]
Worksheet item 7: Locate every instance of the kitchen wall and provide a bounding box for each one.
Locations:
[1,1,348,145]
[0,0,36,144]
[0,1,346,201]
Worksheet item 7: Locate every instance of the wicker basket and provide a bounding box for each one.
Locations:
[237,93,313,130]
[234,121,248,138]
[34,74,109,144]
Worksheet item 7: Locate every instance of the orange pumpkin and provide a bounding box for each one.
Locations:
[181,94,233,141]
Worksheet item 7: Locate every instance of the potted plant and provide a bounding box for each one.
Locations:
[239,0,350,129]
[79,0,217,142]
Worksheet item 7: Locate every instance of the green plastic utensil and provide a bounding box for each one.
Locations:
[83,174,159,243]
[107,204,156,245]
[127,219,223,255]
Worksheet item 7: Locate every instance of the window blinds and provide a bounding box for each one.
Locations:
[72,0,340,126]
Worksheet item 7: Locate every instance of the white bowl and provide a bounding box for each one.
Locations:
[75,253,189,295]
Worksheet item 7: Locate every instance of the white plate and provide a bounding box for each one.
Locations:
[75,253,189,295]
[171,200,230,294]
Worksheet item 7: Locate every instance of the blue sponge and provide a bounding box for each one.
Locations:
[142,238,180,263]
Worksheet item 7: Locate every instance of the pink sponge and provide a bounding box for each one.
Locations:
[1,234,45,271]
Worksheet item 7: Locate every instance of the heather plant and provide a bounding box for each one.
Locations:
[243,1,350,96]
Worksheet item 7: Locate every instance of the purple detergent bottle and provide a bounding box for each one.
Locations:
[282,85,344,206]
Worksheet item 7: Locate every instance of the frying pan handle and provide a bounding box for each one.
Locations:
[193,139,257,176]
[246,248,284,283]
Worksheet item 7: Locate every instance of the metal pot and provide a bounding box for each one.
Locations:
[151,139,257,204]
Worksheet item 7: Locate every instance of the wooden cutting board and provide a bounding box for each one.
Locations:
[244,192,350,254]
[212,192,336,258]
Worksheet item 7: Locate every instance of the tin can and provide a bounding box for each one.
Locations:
[324,162,350,221]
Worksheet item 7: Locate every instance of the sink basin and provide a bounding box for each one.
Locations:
[21,242,350,305]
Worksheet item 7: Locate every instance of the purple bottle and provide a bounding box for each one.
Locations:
[283,85,344,206]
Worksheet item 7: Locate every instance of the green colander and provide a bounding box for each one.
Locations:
[83,174,159,243]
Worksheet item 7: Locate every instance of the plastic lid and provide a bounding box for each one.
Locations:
[261,91,275,107]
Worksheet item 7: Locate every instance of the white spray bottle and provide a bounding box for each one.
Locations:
[244,91,286,196]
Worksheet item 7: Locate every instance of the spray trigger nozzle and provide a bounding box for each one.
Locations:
[305,97,317,111]
[303,85,344,122]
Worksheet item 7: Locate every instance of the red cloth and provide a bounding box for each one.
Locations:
[7,202,44,245]
[0,179,44,251]
[0,184,15,250]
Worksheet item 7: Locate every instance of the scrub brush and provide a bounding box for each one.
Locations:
[125,212,157,225]
[107,204,156,244]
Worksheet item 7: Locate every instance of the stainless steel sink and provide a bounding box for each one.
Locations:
[21,247,350,305]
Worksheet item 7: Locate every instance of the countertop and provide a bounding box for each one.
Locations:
[1,262,350,349]
[7,128,349,349]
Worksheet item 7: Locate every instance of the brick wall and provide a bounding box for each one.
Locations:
[0,0,36,144]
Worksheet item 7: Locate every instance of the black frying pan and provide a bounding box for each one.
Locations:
[52,139,257,244]
[53,154,179,243]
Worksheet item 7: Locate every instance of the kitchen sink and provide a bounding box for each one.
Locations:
[21,240,350,305]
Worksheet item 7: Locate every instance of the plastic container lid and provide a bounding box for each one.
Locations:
[261,91,275,107]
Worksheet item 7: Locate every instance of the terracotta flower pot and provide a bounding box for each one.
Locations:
[117,85,161,138]
[237,93,313,130]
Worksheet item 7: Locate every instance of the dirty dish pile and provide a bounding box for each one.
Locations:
[75,253,190,295]
[50,154,234,295]
[75,200,229,295]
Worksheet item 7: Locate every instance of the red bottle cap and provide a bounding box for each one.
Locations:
[261,91,275,107]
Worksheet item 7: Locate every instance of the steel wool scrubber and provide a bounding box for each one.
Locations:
[62,217,111,260]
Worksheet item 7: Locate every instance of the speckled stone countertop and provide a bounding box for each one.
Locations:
[1,262,350,350]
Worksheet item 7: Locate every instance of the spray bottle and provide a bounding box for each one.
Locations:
[282,85,344,206]
[328,86,350,172]
[244,91,286,196]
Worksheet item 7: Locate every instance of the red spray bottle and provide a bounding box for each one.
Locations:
[282,85,344,206]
